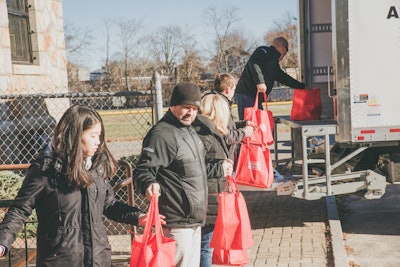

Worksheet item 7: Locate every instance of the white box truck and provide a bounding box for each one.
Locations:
[274,0,400,200]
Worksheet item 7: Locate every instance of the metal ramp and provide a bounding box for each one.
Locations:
[269,116,387,200]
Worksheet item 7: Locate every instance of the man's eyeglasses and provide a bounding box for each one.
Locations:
[282,44,289,52]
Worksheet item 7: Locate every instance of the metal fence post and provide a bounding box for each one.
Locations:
[153,71,164,122]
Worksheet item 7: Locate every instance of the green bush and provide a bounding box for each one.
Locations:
[0,171,37,238]
[0,171,24,199]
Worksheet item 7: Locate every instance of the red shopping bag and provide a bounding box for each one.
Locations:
[130,195,176,267]
[212,248,248,266]
[243,92,274,146]
[210,176,253,265]
[290,88,322,121]
[210,176,253,249]
[210,176,253,255]
[234,143,274,189]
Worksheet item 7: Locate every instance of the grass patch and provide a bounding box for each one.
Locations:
[99,104,292,141]
[100,109,156,141]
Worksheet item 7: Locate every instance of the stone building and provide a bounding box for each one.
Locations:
[1,0,68,118]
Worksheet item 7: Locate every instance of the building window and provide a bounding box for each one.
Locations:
[7,0,34,64]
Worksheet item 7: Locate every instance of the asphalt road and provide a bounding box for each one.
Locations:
[336,184,400,267]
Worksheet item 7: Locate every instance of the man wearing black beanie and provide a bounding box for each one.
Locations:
[134,82,208,267]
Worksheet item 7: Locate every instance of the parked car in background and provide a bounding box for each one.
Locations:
[0,96,56,164]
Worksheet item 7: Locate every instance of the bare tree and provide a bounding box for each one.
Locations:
[64,22,94,58]
[265,12,299,70]
[115,18,143,90]
[149,25,183,77]
[64,21,94,87]
[222,31,256,75]
[106,59,124,89]
[131,56,156,82]
[203,5,240,73]
[173,28,202,83]
[103,18,114,71]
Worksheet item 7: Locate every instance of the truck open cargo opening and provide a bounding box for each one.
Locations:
[272,0,400,200]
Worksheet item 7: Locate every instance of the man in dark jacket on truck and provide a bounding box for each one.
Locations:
[235,36,306,119]
[133,83,208,267]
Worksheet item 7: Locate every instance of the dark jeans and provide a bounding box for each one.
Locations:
[234,93,262,120]
[200,224,215,267]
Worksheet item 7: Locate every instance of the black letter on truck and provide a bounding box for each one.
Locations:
[387,6,399,19]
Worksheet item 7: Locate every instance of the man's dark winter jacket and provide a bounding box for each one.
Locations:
[0,147,143,267]
[134,109,208,228]
[192,114,229,224]
[236,45,305,98]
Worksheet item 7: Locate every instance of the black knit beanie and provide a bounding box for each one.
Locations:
[170,83,202,108]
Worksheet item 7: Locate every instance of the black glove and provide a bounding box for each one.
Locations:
[299,82,306,89]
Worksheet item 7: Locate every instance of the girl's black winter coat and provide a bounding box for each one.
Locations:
[0,149,143,267]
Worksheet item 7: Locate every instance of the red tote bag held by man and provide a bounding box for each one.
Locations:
[243,92,274,147]
[130,195,176,267]
[290,88,322,121]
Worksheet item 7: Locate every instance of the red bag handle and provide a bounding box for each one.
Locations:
[224,175,240,194]
[141,195,163,247]
[254,92,270,111]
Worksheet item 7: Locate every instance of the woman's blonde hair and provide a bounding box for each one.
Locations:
[200,94,230,135]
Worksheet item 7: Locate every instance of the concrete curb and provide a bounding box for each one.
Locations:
[326,196,348,267]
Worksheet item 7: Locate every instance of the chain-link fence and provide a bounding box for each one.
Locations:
[0,91,164,176]
[0,82,294,266]
[0,89,169,266]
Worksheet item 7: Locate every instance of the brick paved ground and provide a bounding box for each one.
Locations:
[239,190,334,267]
[113,188,335,267]
[112,190,336,267]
